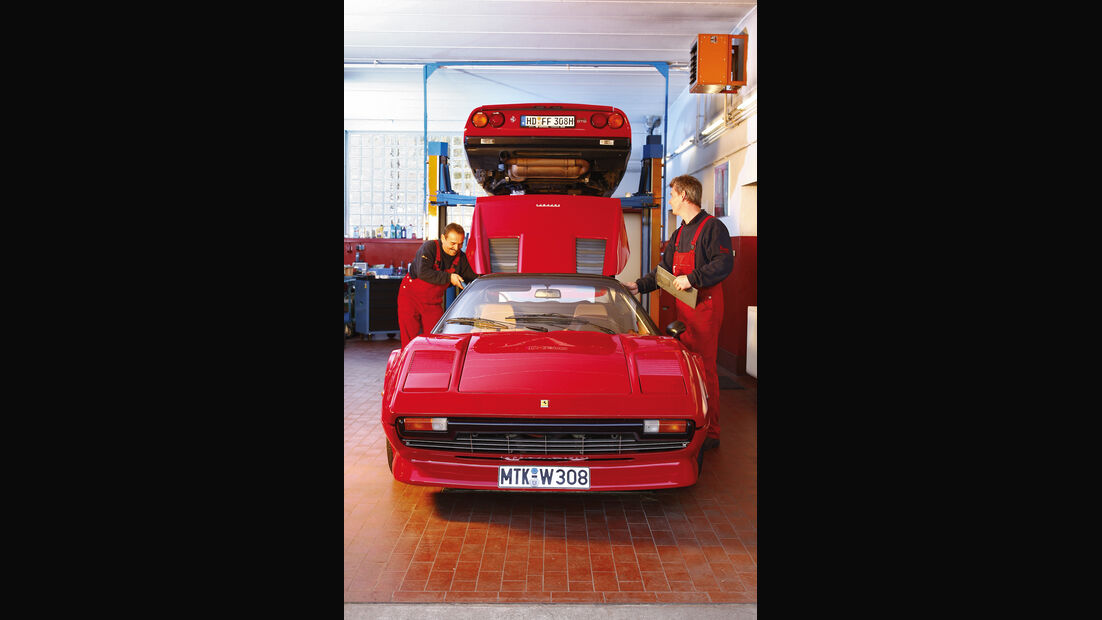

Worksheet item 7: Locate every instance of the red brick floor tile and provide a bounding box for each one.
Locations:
[404,561,433,581]
[614,561,640,582]
[498,591,552,603]
[640,571,670,592]
[608,529,633,545]
[610,546,637,563]
[344,339,756,604]
[502,560,527,581]
[372,571,405,592]
[726,551,757,571]
[667,580,696,592]
[592,571,619,592]
[449,579,477,591]
[543,553,567,572]
[504,545,528,563]
[398,577,427,591]
[344,590,390,603]
[437,538,463,554]
[636,553,663,572]
[651,530,678,546]
[425,570,454,591]
[542,571,568,591]
[551,592,603,603]
[662,562,690,582]
[391,591,446,603]
[737,572,757,589]
[689,573,720,592]
[453,560,480,578]
[382,553,413,573]
[481,553,505,571]
[708,591,757,603]
[444,592,497,603]
[604,592,658,603]
[475,571,502,591]
[657,592,710,603]
[432,552,459,571]
[655,545,682,563]
[526,556,543,574]
[589,553,615,572]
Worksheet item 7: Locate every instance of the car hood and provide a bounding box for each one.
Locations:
[387,332,704,420]
[459,331,629,393]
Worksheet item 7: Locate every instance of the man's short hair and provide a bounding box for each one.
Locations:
[669,175,702,206]
[442,223,465,238]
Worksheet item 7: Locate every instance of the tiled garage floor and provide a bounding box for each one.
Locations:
[344,336,757,603]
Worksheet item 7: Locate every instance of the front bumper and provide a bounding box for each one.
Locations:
[386,427,704,491]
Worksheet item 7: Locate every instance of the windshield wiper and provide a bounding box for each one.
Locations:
[444,317,547,332]
[507,313,615,334]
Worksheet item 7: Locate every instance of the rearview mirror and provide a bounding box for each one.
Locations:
[535,289,561,298]
[666,321,687,339]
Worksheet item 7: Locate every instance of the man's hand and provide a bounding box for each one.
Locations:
[450,273,465,289]
[673,275,692,291]
[620,280,639,294]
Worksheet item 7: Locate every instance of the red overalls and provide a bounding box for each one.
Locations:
[672,215,724,439]
[397,240,455,349]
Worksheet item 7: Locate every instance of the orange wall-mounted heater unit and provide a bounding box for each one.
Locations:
[689,33,748,94]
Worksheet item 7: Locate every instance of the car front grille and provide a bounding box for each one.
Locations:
[397,417,694,455]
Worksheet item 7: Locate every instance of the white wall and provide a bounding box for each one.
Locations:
[662,9,757,238]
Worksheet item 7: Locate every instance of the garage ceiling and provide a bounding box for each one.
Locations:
[344,0,757,136]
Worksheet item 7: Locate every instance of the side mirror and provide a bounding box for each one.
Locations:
[666,321,687,339]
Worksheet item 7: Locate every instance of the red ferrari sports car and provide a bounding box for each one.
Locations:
[462,103,631,197]
[379,103,713,491]
[381,271,713,491]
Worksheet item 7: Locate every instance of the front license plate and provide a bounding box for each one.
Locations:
[498,465,590,489]
[520,115,575,128]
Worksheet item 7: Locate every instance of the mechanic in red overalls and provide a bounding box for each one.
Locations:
[397,222,479,349]
[622,175,734,450]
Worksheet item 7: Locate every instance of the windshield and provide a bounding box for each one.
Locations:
[435,275,657,336]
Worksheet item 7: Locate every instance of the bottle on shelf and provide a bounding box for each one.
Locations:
[376,223,384,238]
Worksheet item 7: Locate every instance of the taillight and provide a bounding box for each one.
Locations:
[590,113,608,128]
[471,112,488,128]
[489,112,505,127]
[643,419,688,433]
[608,113,624,129]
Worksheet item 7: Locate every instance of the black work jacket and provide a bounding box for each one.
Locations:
[636,210,734,294]
[409,240,479,287]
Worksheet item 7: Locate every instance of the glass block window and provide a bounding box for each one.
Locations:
[345,132,486,240]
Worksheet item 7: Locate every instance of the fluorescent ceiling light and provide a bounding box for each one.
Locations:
[701,115,724,136]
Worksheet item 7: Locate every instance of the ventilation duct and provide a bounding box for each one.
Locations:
[489,237,520,273]
[575,238,606,275]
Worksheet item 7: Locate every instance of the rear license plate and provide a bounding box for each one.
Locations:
[498,465,589,489]
[520,115,575,128]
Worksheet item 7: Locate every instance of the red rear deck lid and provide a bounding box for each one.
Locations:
[465,194,630,277]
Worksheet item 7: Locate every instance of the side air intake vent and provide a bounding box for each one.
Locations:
[489,237,519,273]
[576,238,605,275]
